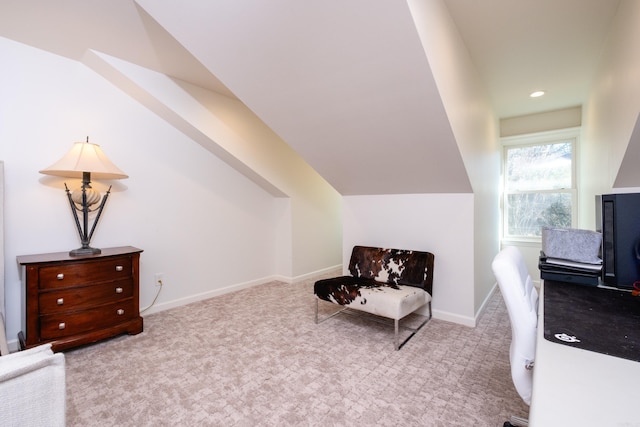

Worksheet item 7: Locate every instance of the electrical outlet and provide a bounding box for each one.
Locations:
[154,273,164,286]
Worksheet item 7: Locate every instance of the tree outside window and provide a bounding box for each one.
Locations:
[503,138,575,239]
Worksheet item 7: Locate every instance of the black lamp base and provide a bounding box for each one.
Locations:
[64,172,111,258]
[69,246,102,257]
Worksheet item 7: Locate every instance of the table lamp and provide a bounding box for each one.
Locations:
[40,138,128,256]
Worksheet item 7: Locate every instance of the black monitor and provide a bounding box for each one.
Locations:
[596,193,640,289]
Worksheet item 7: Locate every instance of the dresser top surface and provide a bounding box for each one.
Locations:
[17,246,143,265]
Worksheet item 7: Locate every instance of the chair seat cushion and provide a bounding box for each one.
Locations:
[314,276,431,320]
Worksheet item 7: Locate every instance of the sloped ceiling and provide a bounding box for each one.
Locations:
[0,0,628,194]
[444,0,619,119]
[135,0,470,195]
[614,113,640,188]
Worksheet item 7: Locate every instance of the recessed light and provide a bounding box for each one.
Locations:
[530,90,545,98]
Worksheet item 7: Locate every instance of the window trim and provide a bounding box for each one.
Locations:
[500,128,580,243]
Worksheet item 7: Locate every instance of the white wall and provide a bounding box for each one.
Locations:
[494,1,640,281]
[83,50,343,279]
[409,0,501,317]
[582,0,640,227]
[500,106,582,138]
[343,194,476,326]
[0,36,304,349]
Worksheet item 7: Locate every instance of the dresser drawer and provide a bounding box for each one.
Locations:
[38,255,133,289]
[39,298,137,340]
[18,246,143,351]
[38,279,134,315]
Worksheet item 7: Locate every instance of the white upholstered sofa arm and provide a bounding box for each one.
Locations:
[0,343,66,427]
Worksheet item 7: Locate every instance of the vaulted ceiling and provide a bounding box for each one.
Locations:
[0,0,621,195]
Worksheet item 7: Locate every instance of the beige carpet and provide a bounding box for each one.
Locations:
[64,275,528,426]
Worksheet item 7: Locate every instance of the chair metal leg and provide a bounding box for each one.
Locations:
[394,304,432,350]
[315,298,346,324]
[394,319,399,350]
[315,299,432,351]
[508,415,528,426]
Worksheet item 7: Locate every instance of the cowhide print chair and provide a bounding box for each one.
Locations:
[314,245,434,350]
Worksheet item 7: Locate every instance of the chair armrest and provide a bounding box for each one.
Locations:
[0,344,66,427]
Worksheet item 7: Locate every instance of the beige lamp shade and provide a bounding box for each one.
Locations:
[39,141,128,180]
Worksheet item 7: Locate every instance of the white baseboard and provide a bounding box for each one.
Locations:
[141,275,282,316]
[469,282,500,327]
[432,309,477,327]
[141,265,342,316]
[413,298,478,327]
[290,264,342,283]
[5,269,341,352]
[4,267,482,351]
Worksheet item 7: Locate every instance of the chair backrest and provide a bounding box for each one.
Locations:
[348,245,434,294]
[491,246,539,405]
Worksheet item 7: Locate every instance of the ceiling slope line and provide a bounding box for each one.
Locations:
[613,112,640,188]
[136,0,473,195]
[81,49,288,197]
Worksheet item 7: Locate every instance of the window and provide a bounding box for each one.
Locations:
[502,131,577,240]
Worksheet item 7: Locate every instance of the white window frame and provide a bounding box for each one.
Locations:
[500,128,579,244]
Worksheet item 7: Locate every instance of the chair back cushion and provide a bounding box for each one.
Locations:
[348,246,434,295]
[491,246,538,405]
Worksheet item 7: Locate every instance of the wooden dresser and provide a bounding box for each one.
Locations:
[17,246,143,352]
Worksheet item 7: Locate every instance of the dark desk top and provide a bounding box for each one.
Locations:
[543,280,640,362]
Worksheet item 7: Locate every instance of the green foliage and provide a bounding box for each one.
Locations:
[538,200,572,230]
[505,140,574,238]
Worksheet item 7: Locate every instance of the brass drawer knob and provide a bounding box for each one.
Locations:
[56,273,64,280]
[58,322,66,330]
[115,287,123,294]
[57,298,64,305]
[117,309,125,315]
[115,265,124,272]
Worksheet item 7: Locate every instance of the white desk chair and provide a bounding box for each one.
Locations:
[492,246,539,427]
